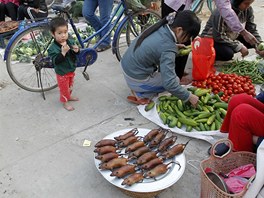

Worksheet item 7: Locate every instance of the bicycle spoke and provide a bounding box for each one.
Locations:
[115,10,161,61]
[6,26,57,92]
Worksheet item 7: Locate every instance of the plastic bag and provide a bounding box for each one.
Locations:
[223,164,256,194]
[224,176,249,194]
[192,37,216,80]
[227,163,256,178]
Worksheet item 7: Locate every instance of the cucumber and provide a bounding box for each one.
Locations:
[213,102,228,110]
[207,114,216,125]
[145,101,155,111]
[178,117,198,127]
[159,113,167,125]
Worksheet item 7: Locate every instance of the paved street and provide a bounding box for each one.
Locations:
[0,2,263,198]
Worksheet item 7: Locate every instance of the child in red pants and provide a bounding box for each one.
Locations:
[48,17,80,111]
[221,93,264,152]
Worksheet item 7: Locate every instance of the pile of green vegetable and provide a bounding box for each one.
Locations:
[221,59,264,84]
[69,26,96,45]
[11,40,48,63]
[145,88,228,132]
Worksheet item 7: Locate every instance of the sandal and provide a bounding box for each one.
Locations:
[127,96,151,105]
[96,44,111,52]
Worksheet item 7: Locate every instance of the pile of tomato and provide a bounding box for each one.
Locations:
[192,73,256,102]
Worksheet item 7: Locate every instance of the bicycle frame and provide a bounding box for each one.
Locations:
[72,0,139,54]
[74,1,127,49]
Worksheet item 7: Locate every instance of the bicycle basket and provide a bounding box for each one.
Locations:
[125,0,146,12]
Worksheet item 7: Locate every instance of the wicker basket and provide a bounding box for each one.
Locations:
[200,139,256,198]
[118,187,163,198]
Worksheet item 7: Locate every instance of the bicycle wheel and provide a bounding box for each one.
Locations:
[45,0,55,9]
[6,25,57,92]
[191,0,204,14]
[115,10,161,62]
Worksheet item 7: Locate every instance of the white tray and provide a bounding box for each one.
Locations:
[94,128,186,193]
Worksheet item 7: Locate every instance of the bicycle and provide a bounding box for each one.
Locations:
[3,0,160,96]
[45,0,56,9]
[191,0,216,14]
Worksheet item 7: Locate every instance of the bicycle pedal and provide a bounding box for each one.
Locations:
[83,72,90,81]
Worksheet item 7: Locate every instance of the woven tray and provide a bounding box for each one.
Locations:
[0,21,19,34]
[200,139,256,198]
[119,187,163,198]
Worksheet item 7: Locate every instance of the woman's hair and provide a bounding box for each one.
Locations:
[134,10,201,51]
[232,0,245,8]
[49,17,68,33]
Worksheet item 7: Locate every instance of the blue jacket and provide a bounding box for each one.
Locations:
[121,25,190,101]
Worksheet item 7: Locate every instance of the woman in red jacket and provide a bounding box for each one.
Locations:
[0,0,20,21]
[221,93,264,152]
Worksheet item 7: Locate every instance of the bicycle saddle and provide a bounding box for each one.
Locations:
[51,4,69,13]
[51,0,76,12]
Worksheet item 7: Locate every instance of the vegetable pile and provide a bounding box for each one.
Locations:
[69,25,96,44]
[145,88,228,132]
[221,60,264,84]
[11,40,48,62]
[192,73,256,102]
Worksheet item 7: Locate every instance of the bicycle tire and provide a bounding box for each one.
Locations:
[115,10,161,62]
[191,0,204,14]
[45,0,55,9]
[6,25,57,92]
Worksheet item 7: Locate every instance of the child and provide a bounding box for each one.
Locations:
[48,17,80,111]
[121,10,200,106]
[201,0,262,61]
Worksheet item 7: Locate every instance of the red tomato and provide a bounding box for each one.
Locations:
[249,85,255,89]
[238,87,244,93]
[235,79,241,84]
[227,84,232,88]
[213,84,219,90]
[216,75,221,80]
[222,75,228,80]
[228,90,233,95]
[209,74,215,78]
[233,84,238,89]
[229,79,234,83]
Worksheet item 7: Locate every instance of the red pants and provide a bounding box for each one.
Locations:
[221,93,264,152]
[56,72,75,103]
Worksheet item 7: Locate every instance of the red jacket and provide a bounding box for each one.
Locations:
[0,0,20,6]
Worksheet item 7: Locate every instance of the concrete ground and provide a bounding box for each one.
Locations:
[0,2,263,198]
